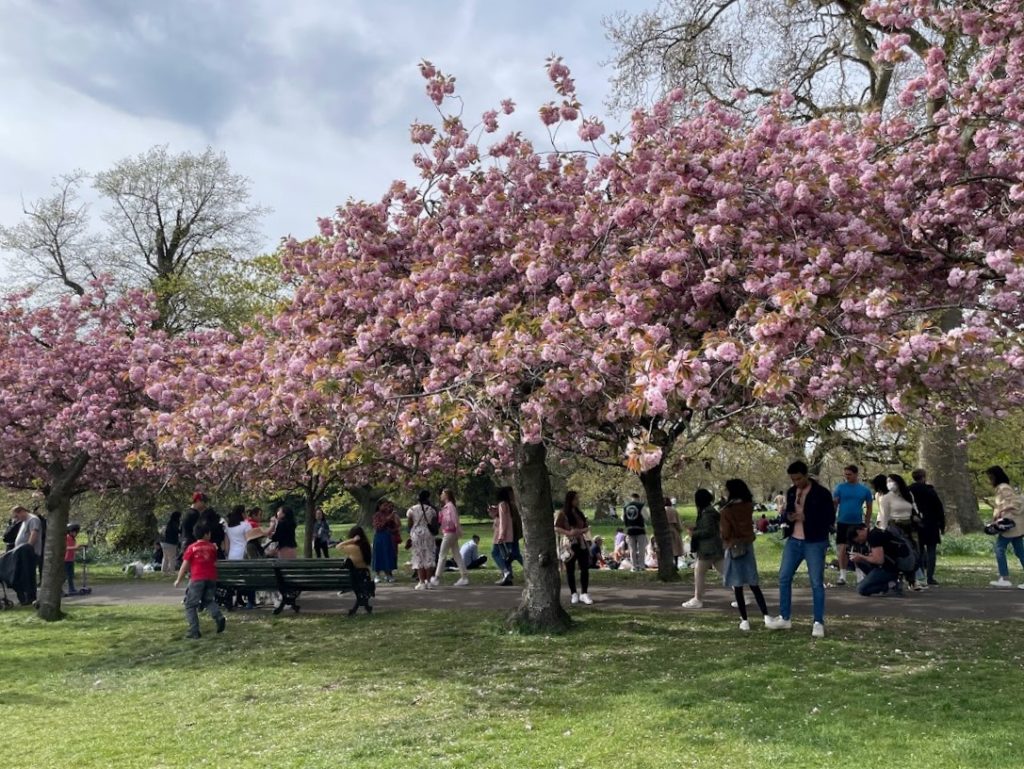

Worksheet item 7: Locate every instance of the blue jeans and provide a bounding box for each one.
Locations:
[857,565,896,596]
[491,543,512,574]
[994,535,1024,577]
[778,537,827,624]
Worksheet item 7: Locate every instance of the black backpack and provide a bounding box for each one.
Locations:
[885,525,918,573]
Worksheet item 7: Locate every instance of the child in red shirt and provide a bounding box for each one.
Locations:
[64,523,81,595]
[174,522,226,639]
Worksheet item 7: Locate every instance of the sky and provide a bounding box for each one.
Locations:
[0,0,634,256]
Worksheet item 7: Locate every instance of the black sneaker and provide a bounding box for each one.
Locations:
[215,615,226,634]
[185,631,201,640]
[927,580,939,586]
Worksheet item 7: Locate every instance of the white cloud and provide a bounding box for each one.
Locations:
[0,0,628,257]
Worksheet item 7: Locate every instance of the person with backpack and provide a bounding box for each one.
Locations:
[622,493,647,573]
[985,465,1024,588]
[407,490,438,590]
[878,473,923,591]
[847,524,906,596]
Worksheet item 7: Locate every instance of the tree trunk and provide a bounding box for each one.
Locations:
[507,441,571,633]
[349,485,387,532]
[918,424,981,533]
[37,452,90,621]
[303,494,316,559]
[640,462,678,581]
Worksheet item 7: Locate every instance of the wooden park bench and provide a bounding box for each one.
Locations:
[216,559,374,616]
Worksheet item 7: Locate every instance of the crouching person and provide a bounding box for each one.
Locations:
[847,524,902,597]
[174,522,226,639]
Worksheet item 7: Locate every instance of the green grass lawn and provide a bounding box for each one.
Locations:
[3,604,1022,769]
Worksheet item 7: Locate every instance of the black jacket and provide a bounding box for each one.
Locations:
[909,482,946,545]
[0,543,37,600]
[784,481,836,543]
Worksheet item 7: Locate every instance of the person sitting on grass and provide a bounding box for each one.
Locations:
[174,522,226,640]
[589,536,606,569]
[447,534,487,570]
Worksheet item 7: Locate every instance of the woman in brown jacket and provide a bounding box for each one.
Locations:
[720,478,773,631]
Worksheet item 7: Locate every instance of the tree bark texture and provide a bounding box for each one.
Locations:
[507,441,571,633]
[350,485,387,533]
[640,462,679,581]
[917,424,981,533]
[37,452,90,621]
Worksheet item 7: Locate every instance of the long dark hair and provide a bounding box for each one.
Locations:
[870,474,888,495]
[886,474,913,503]
[562,490,585,526]
[227,505,245,527]
[279,507,296,525]
[348,525,372,564]
[167,510,181,526]
[987,466,1011,487]
[694,488,714,510]
[724,478,753,503]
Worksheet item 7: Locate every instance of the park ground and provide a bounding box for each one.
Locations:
[4,530,1024,768]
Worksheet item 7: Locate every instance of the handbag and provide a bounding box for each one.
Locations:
[557,535,574,562]
[728,542,749,559]
[424,506,440,536]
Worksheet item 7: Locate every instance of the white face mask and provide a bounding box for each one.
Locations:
[886,480,898,492]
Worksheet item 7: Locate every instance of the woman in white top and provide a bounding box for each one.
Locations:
[878,473,922,591]
[985,465,1024,588]
[224,505,257,609]
[432,488,469,587]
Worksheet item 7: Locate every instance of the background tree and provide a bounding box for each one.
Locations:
[1,145,274,333]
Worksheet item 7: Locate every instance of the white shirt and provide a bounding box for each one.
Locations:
[225,521,253,560]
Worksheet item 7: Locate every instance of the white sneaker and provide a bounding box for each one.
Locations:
[765,616,792,630]
[414,581,426,591]
[681,598,703,609]
[763,616,774,628]
[730,600,738,608]
[429,576,440,586]
[453,577,469,587]
[570,593,579,605]
[811,622,825,638]
[373,576,380,584]
[990,577,1013,588]
[1018,583,1024,590]
[739,620,750,632]
[579,593,593,605]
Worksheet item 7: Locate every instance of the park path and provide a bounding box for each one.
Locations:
[61,576,1024,621]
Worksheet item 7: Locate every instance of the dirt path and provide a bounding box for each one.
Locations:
[59,575,1024,621]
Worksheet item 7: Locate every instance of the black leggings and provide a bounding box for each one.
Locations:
[314,540,330,558]
[734,585,768,621]
[565,545,590,594]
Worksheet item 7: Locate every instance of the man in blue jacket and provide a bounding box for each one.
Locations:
[767,461,836,638]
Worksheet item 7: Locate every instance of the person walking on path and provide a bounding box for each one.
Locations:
[985,466,1024,589]
[719,479,772,631]
[909,469,946,586]
[432,488,470,587]
[767,461,835,638]
[490,487,516,586]
[407,490,438,590]
[832,465,873,586]
[554,490,593,605]
[371,499,401,583]
[174,522,226,640]
[682,489,725,609]
[312,508,332,559]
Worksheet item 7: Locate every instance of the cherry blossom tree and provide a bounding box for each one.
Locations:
[0,287,171,620]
